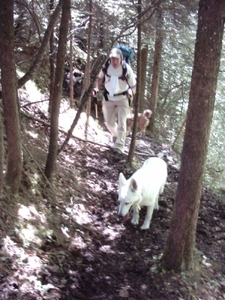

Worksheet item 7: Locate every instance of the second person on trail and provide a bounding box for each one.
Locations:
[93,47,136,154]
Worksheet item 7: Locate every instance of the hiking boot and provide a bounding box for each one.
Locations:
[113,148,123,154]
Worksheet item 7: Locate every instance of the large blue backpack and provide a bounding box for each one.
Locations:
[115,44,135,64]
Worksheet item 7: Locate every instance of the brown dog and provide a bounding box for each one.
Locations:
[126,109,152,136]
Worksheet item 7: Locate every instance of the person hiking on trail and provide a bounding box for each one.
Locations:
[93,47,136,154]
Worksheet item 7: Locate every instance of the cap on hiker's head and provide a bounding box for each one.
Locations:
[110,48,123,59]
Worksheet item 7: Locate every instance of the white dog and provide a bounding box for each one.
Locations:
[118,157,167,230]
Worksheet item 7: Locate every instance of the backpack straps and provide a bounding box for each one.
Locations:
[119,60,128,81]
[102,60,131,105]
[102,60,128,81]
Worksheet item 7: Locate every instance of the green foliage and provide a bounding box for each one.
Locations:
[12,0,225,193]
[152,10,197,146]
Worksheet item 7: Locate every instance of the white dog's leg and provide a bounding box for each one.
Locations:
[159,183,165,194]
[141,205,154,230]
[154,199,159,210]
[131,205,139,225]
[154,194,160,210]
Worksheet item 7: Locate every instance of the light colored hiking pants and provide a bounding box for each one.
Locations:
[102,98,130,151]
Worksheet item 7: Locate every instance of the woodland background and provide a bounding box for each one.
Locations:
[5,0,225,191]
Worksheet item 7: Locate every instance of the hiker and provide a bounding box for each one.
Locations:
[93,47,136,154]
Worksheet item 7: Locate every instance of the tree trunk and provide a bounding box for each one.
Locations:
[45,0,71,180]
[0,109,4,195]
[148,9,163,133]
[0,0,22,193]
[98,22,104,50]
[49,0,56,113]
[139,44,148,112]
[162,0,225,272]
[84,0,93,138]
[69,15,74,109]
[127,0,141,166]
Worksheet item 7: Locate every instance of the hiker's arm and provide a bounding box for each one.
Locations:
[127,83,136,100]
[127,65,136,97]
[95,76,104,90]
[128,84,136,96]
[93,76,104,97]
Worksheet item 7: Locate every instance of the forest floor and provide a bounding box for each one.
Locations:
[0,95,225,300]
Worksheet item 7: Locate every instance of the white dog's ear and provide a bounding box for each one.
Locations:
[130,178,138,192]
[119,173,126,185]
